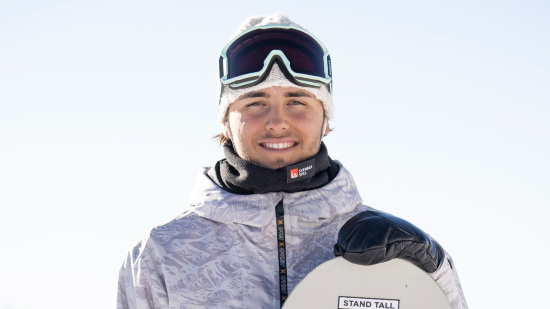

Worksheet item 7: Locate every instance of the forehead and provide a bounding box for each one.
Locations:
[237,86,315,100]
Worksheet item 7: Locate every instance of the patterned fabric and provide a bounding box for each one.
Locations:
[117,163,468,309]
[429,249,469,309]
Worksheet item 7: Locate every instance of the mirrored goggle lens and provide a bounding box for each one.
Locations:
[226,28,326,79]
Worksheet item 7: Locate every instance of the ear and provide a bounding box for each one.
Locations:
[223,122,232,140]
[323,119,330,136]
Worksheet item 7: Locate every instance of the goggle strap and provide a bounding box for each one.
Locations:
[219,56,224,79]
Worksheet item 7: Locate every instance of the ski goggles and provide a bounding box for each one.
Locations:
[219,25,332,98]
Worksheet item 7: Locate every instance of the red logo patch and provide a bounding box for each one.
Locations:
[290,168,298,179]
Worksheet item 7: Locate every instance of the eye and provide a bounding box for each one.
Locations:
[288,100,306,106]
[247,102,262,107]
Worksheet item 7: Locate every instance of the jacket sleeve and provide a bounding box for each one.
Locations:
[116,238,170,309]
[427,239,469,309]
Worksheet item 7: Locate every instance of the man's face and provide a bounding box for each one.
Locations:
[225,86,330,170]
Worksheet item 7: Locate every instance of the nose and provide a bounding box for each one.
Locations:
[265,105,289,133]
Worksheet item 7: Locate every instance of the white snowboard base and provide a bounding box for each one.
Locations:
[282,257,452,309]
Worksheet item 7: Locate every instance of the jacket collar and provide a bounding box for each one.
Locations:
[207,142,338,194]
[188,161,363,227]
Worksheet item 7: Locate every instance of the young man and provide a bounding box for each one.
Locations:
[117,13,468,309]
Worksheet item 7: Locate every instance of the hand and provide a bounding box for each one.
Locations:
[334,210,445,273]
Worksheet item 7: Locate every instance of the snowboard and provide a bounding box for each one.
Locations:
[282,257,452,309]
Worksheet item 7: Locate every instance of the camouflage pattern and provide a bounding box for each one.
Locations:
[117,163,467,309]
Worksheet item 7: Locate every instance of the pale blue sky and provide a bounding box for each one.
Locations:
[1,1,549,308]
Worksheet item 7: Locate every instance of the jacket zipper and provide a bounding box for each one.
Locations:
[275,199,288,308]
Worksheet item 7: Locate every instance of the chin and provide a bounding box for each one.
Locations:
[258,159,288,170]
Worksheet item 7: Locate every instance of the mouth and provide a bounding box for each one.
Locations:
[260,142,297,150]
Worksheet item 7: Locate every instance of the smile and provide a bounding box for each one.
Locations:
[262,142,296,149]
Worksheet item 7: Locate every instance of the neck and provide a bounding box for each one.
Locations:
[207,142,339,194]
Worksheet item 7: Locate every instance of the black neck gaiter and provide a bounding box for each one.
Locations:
[207,142,339,195]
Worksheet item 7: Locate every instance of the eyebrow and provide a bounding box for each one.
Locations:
[284,90,313,98]
[239,91,269,100]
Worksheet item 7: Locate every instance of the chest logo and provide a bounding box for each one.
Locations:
[286,158,316,183]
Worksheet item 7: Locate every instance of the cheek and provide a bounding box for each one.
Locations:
[227,112,241,136]
[230,113,260,142]
[292,113,323,133]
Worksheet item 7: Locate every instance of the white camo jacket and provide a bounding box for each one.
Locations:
[117,163,468,309]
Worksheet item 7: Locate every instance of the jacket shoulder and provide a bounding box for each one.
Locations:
[150,210,221,245]
[128,210,221,261]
